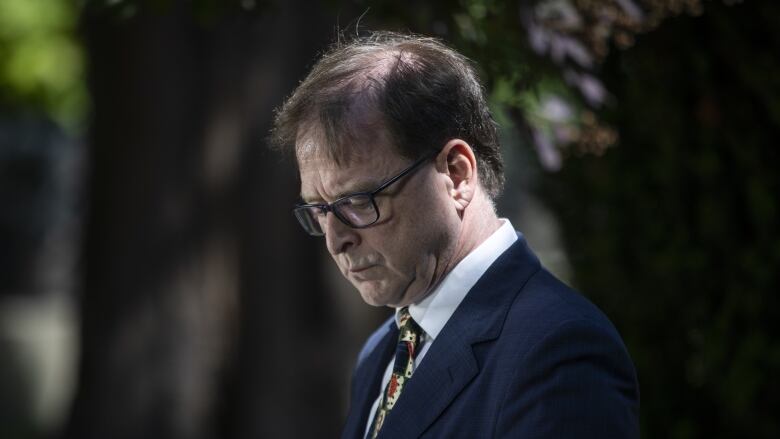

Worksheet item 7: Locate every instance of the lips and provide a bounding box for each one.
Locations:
[349,265,375,274]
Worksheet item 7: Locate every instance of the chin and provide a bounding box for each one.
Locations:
[357,289,391,307]
[356,282,399,308]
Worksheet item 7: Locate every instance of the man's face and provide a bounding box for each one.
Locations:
[297,129,459,308]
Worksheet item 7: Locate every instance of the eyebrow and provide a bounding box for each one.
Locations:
[334,180,384,198]
[300,178,383,204]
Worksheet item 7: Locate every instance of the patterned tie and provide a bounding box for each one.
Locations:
[368,307,425,439]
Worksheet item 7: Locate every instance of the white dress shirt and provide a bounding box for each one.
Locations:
[364,219,518,435]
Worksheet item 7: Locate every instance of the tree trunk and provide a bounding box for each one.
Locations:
[65,2,362,438]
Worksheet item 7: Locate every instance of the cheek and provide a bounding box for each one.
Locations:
[370,181,453,270]
[330,252,351,275]
[375,221,435,271]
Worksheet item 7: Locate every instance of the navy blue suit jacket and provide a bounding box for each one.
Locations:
[341,234,639,438]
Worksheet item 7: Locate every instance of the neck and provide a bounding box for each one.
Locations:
[441,191,502,278]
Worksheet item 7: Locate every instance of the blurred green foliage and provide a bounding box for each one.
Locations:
[0,0,86,130]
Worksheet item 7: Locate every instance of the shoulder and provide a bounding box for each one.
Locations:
[493,268,640,437]
[503,267,627,349]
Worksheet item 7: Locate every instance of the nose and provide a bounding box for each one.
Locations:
[323,212,360,255]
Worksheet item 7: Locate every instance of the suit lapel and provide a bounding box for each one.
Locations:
[377,235,541,438]
[341,319,398,439]
[377,327,479,439]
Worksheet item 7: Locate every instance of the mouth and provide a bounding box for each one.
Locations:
[349,265,375,274]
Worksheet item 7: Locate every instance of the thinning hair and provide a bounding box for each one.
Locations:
[271,31,504,198]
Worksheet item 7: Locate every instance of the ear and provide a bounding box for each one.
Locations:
[435,139,478,213]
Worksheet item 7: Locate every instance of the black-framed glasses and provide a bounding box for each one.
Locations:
[293,153,434,236]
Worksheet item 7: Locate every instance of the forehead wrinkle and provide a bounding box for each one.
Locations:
[299,154,378,203]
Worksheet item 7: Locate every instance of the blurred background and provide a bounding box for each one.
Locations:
[0,0,778,438]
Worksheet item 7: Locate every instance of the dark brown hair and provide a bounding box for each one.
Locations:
[271,31,504,198]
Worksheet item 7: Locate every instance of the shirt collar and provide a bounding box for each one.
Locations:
[394,219,518,340]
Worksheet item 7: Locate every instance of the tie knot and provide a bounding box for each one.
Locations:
[397,307,424,350]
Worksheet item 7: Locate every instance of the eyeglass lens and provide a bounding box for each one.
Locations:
[295,194,379,236]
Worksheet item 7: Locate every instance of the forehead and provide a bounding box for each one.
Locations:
[296,92,387,161]
[297,138,408,202]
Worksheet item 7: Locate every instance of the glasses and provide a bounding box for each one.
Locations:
[293,153,433,236]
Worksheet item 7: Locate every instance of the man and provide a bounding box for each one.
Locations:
[272,32,639,438]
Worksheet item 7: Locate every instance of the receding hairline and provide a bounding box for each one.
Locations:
[294,100,396,166]
[292,47,424,165]
[271,31,504,199]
